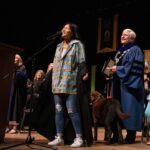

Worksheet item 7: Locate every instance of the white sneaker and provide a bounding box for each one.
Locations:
[9,129,17,134]
[70,137,83,148]
[48,136,64,146]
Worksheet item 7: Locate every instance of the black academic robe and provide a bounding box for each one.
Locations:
[31,71,56,140]
[77,62,93,146]
[8,65,27,125]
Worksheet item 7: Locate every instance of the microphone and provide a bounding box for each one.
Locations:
[46,31,62,40]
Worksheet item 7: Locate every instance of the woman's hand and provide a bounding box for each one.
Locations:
[83,73,88,81]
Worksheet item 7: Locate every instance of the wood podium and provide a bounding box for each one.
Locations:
[0,42,23,143]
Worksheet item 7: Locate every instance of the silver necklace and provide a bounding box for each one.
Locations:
[115,49,130,64]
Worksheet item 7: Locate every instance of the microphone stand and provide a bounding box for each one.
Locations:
[2,39,58,150]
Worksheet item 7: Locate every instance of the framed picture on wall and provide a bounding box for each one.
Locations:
[97,15,118,53]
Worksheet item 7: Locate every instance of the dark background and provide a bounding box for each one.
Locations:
[0,0,150,92]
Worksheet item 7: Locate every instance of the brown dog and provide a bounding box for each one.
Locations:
[90,91,130,144]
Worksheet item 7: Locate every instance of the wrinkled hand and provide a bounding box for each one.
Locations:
[106,66,117,73]
[111,66,117,72]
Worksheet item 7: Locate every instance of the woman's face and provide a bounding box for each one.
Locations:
[14,55,20,65]
[36,72,42,80]
[61,24,72,40]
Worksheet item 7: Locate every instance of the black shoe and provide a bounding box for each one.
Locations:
[124,139,135,144]
[0,139,4,144]
[124,130,136,144]
[142,126,148,137]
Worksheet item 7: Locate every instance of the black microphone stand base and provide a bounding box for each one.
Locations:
[1,134,57,150]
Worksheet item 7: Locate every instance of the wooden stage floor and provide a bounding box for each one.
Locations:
[0,128,150,150]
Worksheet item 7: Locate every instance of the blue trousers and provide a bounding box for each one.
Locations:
[54,94,82,135]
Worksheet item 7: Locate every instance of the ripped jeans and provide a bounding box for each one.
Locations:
[54,94,82,135]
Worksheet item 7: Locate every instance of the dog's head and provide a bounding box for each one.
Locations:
[90,91,105,103]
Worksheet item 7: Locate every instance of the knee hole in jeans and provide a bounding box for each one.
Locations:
[55,103,63,112]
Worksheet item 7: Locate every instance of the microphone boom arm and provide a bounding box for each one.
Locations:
[46,31,61,40]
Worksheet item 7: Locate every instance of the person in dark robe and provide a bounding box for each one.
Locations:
[108,28,144,144]
[32,69,45,109]
[7,54,27,134]
[77,62,93,146]
[30,63,56,140]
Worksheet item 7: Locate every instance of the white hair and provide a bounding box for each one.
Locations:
[123,28,136,43]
